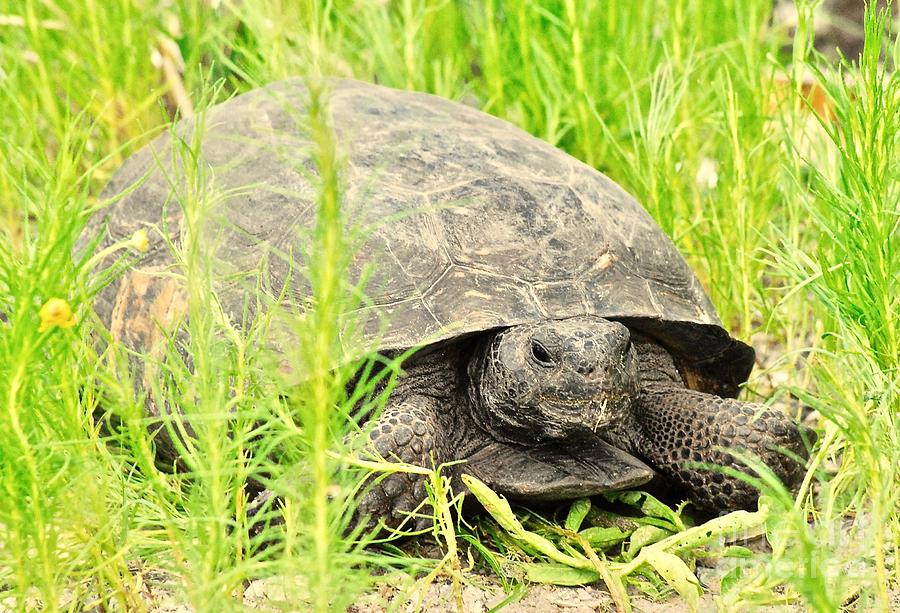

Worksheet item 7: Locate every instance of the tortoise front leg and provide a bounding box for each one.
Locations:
[248,394,446,537]
[357,395,446,528]
[629,382,809,512]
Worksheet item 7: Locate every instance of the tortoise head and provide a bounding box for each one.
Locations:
[467,316,639,445]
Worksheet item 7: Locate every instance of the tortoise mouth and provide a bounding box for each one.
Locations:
[460,434,654,502]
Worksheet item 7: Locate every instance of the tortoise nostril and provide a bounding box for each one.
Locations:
[581,364,595,376]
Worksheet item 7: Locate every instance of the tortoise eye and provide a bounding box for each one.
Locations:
[530,340,555,366]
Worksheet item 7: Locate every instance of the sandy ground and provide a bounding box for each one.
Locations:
[94,551,800,613]
[8,528,796,613]
[10,547,895,613]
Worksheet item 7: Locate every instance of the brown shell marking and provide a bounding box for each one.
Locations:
[109,268,187,383]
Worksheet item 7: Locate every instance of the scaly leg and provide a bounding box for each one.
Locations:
[631,382,809,511]
[357,395,443,527]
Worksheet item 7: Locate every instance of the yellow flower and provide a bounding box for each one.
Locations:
[39,298,76,332]
[130,229,149,253]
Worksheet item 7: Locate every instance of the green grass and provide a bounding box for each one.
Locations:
[0,0,897,611]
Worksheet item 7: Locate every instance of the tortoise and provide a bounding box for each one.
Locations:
[89,78,808,525]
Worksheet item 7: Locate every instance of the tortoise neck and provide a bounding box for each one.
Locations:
[392,340,469,400]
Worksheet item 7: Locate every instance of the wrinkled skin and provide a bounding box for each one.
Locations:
[255,315,809,528]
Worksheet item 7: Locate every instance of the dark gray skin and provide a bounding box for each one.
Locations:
[353,315,806,526]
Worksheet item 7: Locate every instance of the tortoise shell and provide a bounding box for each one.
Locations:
[90,79,753,397]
